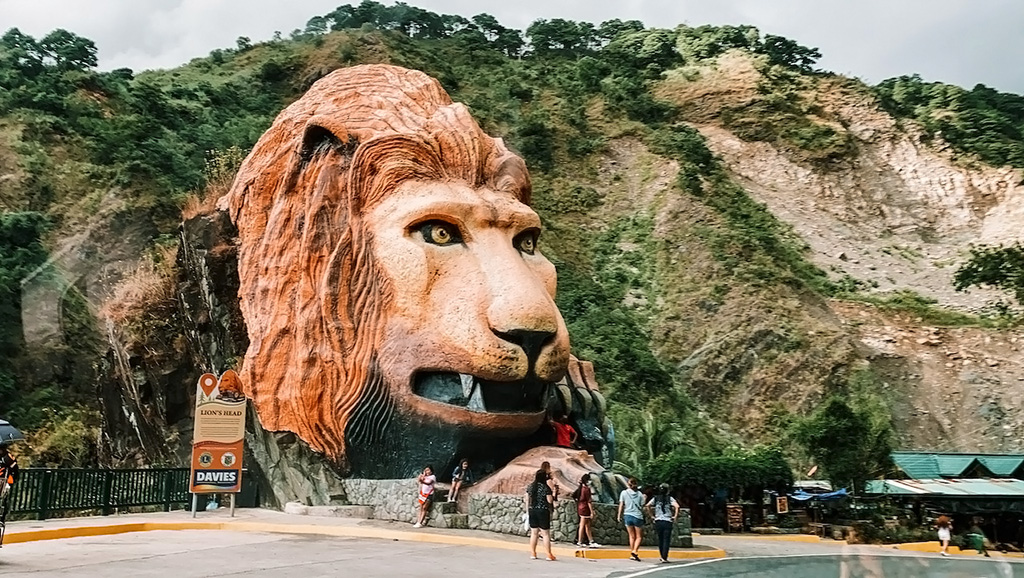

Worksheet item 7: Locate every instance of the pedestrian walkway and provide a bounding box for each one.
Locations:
[4,509,724,560]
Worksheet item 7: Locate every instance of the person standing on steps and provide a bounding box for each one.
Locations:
[413,465,435,528]
[618,477,646,561]
[540,461,560,503]
[647,483,680,563]
[936,515,952,556]
[549,414,578,448]
[573,473,600,548]
[449,458,474,502]
[526,469,556,561]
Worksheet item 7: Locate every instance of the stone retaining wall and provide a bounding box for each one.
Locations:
[334,478,692,547]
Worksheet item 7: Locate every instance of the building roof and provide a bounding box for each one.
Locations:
[865,478,1024,497]
[892,452,1024,479]
[978,456,1024,476]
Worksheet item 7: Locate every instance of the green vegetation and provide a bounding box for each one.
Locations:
[646,124,832,292]
[646,446,793,490]
[954,243,1024,305]
[0,212,50,425]
[876,74,1024,169]
[789,367,895,493]
[840,289,1014,328]
[0,1,1017,473]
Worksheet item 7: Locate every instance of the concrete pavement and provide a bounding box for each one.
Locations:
[1,529,636,578]
[609,553,1024,578]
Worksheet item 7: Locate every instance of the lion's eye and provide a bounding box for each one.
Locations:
[418,221,463,246]
[514,230,539,255]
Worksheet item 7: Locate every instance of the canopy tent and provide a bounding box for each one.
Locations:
[0,420,23,445]
[793,480,833,492]
[790,488,848,502]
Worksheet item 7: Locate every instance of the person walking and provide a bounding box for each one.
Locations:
[572,473,600,548]
[617,477,646,561]
[526,469,556,561]
[449,458,474,502]
[413,465,436,528]
[936,515,952,556]
[646,484,680,563]
[969,518,991,557]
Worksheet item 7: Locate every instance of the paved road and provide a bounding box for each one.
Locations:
[610,554,1024,578]
[0,530,640,578]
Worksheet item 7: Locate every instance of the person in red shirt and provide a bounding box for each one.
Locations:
[550,414,578,448]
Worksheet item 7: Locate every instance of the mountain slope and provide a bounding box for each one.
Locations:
[1,7,1022,474]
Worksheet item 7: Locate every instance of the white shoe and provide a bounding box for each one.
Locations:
[412,522,422,528]
[588,542,601,548]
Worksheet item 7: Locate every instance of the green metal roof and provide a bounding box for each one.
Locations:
[978,456,1024,476]
[892,453,939,478]
[865,478,1024,497]
[892,452,1024,479]
[936,456,978,476]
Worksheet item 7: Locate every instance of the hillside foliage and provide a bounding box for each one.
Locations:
[0,1,1015,474]
[876,74,1024,169]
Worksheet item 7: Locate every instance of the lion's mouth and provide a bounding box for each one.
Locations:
[413,372,549,413]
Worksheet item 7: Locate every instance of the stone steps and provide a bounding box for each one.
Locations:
[442,513,469,529]
[435,501,459,515]
[283,502,375,519]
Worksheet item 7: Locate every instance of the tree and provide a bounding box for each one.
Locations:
[758,34,820,72]
[793,397,893,492]
[676,24,760,61]
[596,19,645,44]
[526,18,596,57]
[38,29,97,70]
[954,243,1024,305]
[613,407,694,478]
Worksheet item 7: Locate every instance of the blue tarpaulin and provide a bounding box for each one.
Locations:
[789,488,848,502]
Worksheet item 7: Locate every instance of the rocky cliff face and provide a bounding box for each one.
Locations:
[650,52,1024,450]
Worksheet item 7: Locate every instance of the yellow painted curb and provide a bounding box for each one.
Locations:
[2,520,561,557]
[893,542,976,555]
[711,533,822,543]
[575,547,726,560]
[5,520,726,561]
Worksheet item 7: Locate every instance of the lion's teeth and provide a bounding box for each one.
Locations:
[459,373,475,398]
[467,380,486,412]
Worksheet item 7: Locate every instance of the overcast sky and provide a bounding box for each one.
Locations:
[2,0,1022,94]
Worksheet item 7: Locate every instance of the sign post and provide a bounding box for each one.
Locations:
[189,370,246,517]
[776,496,789,515]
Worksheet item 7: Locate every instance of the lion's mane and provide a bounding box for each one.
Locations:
[225,65,531,469]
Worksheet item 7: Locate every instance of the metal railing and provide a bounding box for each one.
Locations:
[6,468,259,519]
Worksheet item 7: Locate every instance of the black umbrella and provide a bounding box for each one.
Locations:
[0,420,24,444]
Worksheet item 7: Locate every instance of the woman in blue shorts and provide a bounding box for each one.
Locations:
[617,477,646,561]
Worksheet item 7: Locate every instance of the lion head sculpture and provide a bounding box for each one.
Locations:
[225,65,571,477]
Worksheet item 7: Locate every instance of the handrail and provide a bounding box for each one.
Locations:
[5,467,259,520]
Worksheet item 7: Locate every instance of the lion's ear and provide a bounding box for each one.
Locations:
[300,117,358,167]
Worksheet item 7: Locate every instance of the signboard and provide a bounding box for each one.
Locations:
[726,504,743,532]
[776,496,789,514]
[189,370,246,494]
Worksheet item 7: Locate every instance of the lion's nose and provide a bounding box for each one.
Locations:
[492,329,554,366]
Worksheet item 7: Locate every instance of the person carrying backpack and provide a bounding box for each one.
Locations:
[646,483,680,563]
